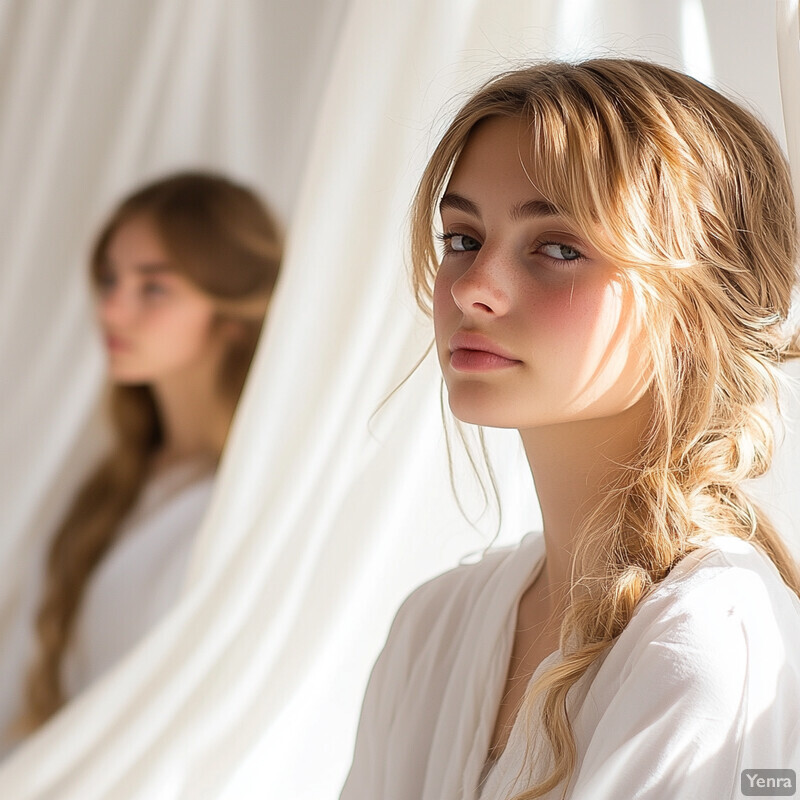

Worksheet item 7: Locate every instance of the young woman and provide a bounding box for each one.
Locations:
[341,59,800,799]
[8,171,282,743]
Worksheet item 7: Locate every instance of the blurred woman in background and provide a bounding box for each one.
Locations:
[9,171,282,741]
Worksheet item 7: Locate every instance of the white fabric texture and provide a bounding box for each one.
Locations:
[0,1,797,799]
[341,533,800,800]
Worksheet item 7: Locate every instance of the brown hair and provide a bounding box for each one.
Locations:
[410,59,800,798]
[18,171,283,732]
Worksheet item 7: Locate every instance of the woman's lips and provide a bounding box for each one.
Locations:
[448,331,521,372]
[105,335,130,352]
[450,348,520,371]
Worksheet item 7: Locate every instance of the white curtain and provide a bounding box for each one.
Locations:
[0,0,350,735]
[0,1,797,798]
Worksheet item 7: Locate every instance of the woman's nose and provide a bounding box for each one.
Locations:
[449,248,511,317]
[98,282,135,327]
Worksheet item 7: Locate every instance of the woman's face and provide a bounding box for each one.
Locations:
[95,214,221,386]
[433,115,651,430]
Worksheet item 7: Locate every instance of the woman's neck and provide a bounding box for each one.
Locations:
[519,390,654,618]
[148,363,234,474]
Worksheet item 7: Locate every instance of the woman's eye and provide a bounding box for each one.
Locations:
[440,232,481,252]
[539,242,583,261]
[142,282,167,296]
[97,273,116,291]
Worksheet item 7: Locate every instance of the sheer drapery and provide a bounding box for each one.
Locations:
[0,2,350,744]
[0,1,797,798]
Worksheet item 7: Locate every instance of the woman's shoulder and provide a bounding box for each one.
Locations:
[396,531,540,615]
[122,456,217,532]
[344,532,543,766]
[571,536,800,796]
[577,534,800,771]
[614,534,800,686]
[379,532,543,668]
[633,534,800,631]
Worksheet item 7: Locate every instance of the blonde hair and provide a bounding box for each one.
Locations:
[18,171,283,733]
[410,59,800,799]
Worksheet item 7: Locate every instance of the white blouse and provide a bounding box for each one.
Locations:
[340,531,800,800]
[62,457,216,697]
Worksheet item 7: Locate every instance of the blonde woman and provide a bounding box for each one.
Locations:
[341,60,800,799]
[5,172,282,748]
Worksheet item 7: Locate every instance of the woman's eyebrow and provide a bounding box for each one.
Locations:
[439,192,480,216]
[509,198,560,221]
[439,192,560,220]
[135,263,172,275]
[102,259,173,275]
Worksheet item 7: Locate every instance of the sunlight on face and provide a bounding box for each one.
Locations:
[94,214,220,386]
[433,115,652,430]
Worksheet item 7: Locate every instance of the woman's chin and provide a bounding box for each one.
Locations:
[108,370,152,386]
[446,396,523,430]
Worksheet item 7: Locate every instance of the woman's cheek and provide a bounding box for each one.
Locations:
[433,266,457,321]
[519,276,623,362]
[519,274,587,325]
